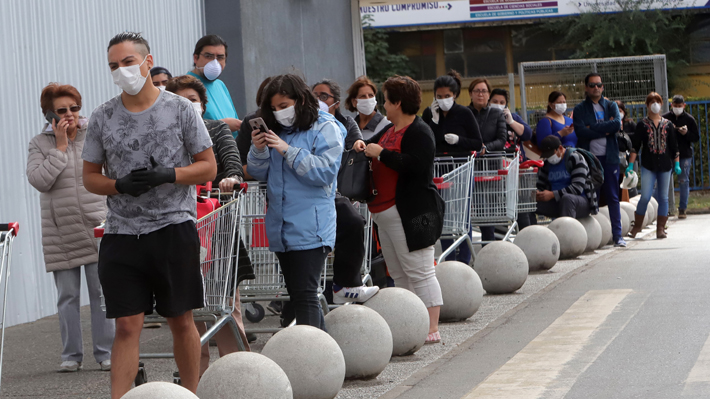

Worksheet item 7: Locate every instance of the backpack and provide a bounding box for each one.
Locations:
[565,147,604,191]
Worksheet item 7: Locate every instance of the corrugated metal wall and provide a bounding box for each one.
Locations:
[0,0,205,327]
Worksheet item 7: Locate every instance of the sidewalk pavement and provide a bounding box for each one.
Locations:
[0,219,662,398]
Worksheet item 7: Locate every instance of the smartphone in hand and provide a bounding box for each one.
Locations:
[249,117,269,135]
[45,111,61,125]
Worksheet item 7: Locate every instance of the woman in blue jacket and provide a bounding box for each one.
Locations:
[247,74,343,330]
[535,91,577,148]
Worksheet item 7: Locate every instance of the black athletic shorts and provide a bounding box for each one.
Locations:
[98,220,205,319]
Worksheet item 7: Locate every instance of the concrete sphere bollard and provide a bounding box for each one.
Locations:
[592,214,612,249]
[578,217,602,252]
[473,241,528,294]
[514,225,560,272]
[324,305,392,380]
[122,382,199,399]
[197,352,292,399]
[620,202,636,226]
[262,326,344,399]
[548,217,587,259]
[649,197,658,222]
[436,261,484,321]
[363,288,429,356]
[599,206,610,221]
[643,205,654,228]
[620,209,631,237]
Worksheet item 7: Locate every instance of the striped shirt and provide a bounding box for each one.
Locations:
[537,151,589,201]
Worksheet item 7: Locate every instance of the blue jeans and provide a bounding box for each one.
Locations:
[596,156,622,240]
[637,166,671,217]
[678,158,692,210]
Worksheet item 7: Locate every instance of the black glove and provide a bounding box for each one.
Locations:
[133,156,176,188]
[115,172,151,197]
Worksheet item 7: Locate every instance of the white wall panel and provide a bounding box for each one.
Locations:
[0,0,205,327]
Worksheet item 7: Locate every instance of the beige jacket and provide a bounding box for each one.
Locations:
[26,119,107,272]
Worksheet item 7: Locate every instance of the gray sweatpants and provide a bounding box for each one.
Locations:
[53,263,114,363]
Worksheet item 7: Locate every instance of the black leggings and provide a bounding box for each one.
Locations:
[333,197,366,287]
[276,247,330,331]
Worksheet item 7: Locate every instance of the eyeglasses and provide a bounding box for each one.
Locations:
[314,92,334,102]
[472,89,489,95]
[200,52,226,62]
[587,83,603,88]
[55,105,81,114]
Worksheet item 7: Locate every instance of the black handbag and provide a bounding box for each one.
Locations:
[337,150,377,203]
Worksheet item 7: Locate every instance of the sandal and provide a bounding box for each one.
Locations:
[425,331,441,344]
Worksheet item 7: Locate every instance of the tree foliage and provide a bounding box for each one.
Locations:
[362,14,415,84]
[542,0,694,90]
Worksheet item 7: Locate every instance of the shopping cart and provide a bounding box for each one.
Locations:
[95,184,248,386]
[470,152,520,247]
[517,160,543,215]
[0,223,18,391]
[433,156,474,264]
[238,181,329,334]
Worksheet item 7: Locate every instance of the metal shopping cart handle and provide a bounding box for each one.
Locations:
[0,223,19,236]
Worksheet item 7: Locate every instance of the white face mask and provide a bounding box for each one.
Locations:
[672,106,684,116]
[436,97,455,112]
[619,112,625,119]
[489,103,505,111]
[356,97,377,115]
[111,55,149,96]
[192,101,203,116]
[318,100,329,113]
[157,85,166,91]
[201,59,222,81]
[274,105,296,127]
[547,153,562,165]
[650,103,662,114]
[554,103,567,115]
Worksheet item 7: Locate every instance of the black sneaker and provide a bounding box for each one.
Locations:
[679,208,687,219]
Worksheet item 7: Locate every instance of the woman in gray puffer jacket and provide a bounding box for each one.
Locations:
[27,83,114,373]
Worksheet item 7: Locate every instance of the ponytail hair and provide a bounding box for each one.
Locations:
[434,69,462,98]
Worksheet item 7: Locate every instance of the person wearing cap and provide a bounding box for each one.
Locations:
[662,94,699,219]
[188,35,241,134]
[535,136,592,219]
[150,66,172,88]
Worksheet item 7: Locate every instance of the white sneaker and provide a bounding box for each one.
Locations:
[58,361,82,373]
[333,285,379,304]
[100,360,111,371]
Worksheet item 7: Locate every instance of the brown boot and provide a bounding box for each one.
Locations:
[657,215,668,239]
[628,213,646,238]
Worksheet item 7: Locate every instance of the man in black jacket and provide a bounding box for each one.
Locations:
[663,95,699,219]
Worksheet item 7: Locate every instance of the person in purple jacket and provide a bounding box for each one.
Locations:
[536,91,577,148]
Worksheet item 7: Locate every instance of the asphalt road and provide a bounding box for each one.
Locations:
[387,215,710,399]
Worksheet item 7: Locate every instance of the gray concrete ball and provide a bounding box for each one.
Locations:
[578,216,602,252]
[324,305,392,380]
[436,261,484,321]
[197,352,292,399]
[363,287,429,356]
[122,382,199,399]
[262,325,345,399]
[592,213,612,249]
[548,217,587,259]
[513,225,560,271]
[473,241,528,294]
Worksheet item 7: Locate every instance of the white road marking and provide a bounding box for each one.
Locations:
[461,289,633,399]
[682,331,710,396]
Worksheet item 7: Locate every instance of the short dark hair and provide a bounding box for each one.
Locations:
[584,72,602,86]
[107,32,150,56]
[165,75,208,114]
[260,74,319,132]
[345,76,378,112]
[615,100,627,119]
[672,94,685,104]
[312,79,341,103]
[490,88,509,105]
[547,91,566,113]
[383,76,421,115]
[434,70,462,98]
[150,66,172,78]
[193,35,228,58]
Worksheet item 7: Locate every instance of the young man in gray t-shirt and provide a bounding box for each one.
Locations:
[82,32,216,398]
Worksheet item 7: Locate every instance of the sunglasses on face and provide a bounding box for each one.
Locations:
[587,83,603,88]
[55,105,81,115]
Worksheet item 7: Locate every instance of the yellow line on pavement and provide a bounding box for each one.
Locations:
[462,289,632,399]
